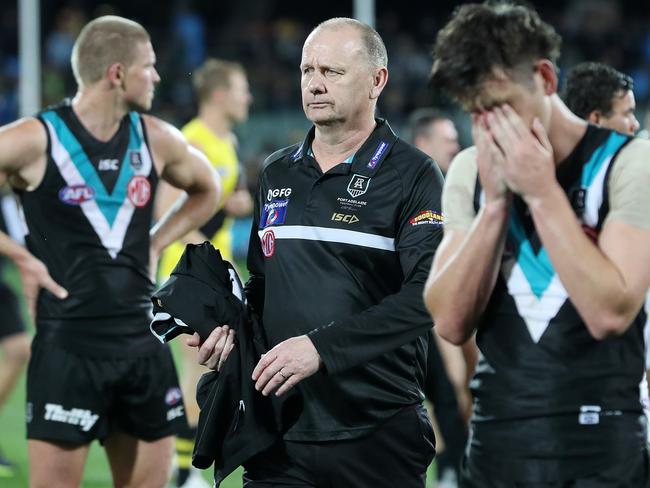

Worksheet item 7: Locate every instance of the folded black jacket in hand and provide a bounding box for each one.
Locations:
[149,242,302,486]
[150,242,244,342]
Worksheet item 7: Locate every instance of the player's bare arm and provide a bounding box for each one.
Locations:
[153,140,213,246]
[424,118,510,345]
[0,118,68,317]
[488,104,650,339]
[0,118,48,190]
[153,181,210,247]
[145,115,220,258]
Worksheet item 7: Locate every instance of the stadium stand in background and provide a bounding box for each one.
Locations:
[1,0,650,177]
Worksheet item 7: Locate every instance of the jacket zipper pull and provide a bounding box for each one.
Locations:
[232,400,245,432]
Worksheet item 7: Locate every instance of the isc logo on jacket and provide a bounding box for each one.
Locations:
[331,213,359,224]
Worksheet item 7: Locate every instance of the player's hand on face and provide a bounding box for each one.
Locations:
[187,326,236,371]
[252,335,322,397]
[14,252,68,321]
[472,113,510,204]
[486,105,555,201]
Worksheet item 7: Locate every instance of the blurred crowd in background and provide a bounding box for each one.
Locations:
[1,0,650,258]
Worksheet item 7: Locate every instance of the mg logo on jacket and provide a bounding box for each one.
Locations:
[347,174,370,198]
[261,229,276,258]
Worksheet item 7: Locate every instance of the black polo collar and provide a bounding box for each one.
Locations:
[291,118,399,177]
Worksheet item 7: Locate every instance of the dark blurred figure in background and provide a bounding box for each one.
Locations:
[408,108,460,174]
[408,108,466,487]
[561,62,640,136]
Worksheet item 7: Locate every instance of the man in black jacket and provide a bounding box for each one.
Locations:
[193,17,444,487]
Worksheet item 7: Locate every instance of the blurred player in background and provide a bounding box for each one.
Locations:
[561,61,650,442]
[0,15,219,488]
[0,183,30,478]
[408,108,460,175]
[561,62,640,136]
[408,108,478,414]
[408,108,467,486]
[155,57,252,488]
[426,2,650,485]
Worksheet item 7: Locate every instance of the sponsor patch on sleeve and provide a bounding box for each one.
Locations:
[260,199,288,228]
[409,210,444,227]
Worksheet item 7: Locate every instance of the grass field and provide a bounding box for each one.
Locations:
[0,263,437,487]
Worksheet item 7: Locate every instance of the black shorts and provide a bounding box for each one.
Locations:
[243,404,436,488]
[0,281,27,340]
[26,337,186,444]
[460,446,650,487]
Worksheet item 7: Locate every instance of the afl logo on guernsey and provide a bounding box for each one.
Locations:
[165,387,183,406]
[59,185,95,205]
[127,176,151,208]
[261,229,276,258]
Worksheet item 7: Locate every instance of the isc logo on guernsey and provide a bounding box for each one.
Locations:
[267,187,292,201]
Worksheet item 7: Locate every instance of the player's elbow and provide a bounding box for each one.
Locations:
[435,319,472,345]
[424,282,472,345]
[585,311,635,341]
[191,171,220,216]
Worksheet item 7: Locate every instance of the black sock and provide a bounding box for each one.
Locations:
[176,425,198,486]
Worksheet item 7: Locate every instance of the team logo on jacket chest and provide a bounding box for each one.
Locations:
[127,176,151,207]
[59,184,95,205]
[261,229,276,258]
[347,174,370,198]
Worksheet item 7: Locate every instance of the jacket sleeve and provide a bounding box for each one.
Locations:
[244,179,265,317]
[308,157,444,374]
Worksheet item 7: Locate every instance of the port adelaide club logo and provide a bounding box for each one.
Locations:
[347,174,370,198]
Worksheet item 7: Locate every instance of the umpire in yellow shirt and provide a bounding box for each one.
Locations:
[155,58,253,488]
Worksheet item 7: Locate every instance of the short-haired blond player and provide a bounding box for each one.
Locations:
[0,16,220,488]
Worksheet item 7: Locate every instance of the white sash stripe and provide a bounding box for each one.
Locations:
[44,119,153,259]
[1,195,26,244]
[502,257,568,343]
[259,225,395,251]
[584,155,612,227]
